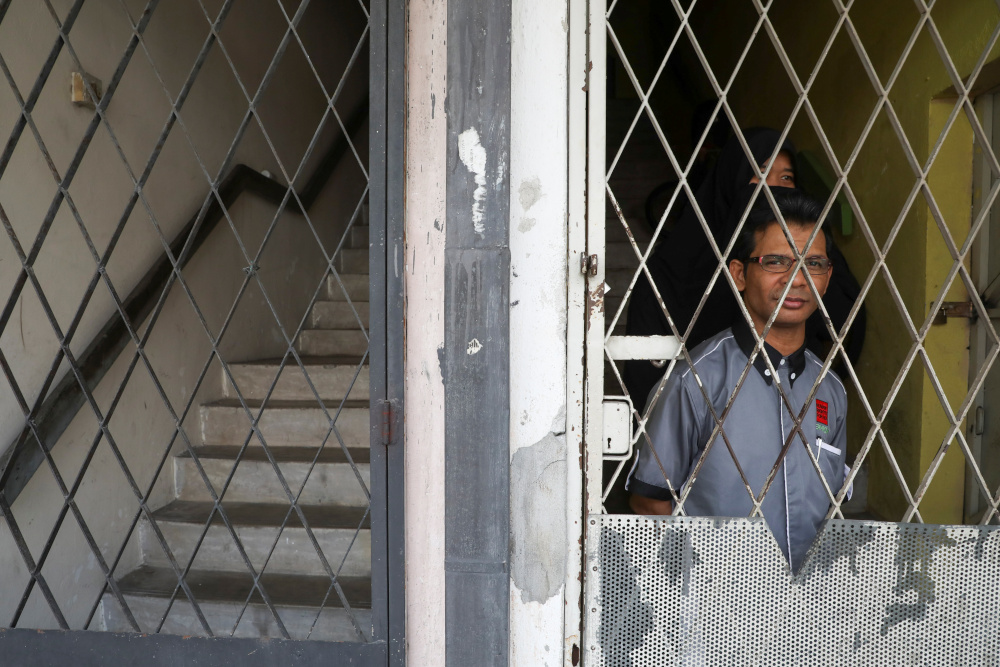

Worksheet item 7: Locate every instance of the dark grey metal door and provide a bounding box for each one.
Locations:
[0,0,403,663]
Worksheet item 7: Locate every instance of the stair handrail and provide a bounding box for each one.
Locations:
[0,97,369,505]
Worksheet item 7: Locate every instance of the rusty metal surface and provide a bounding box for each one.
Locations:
[585,515,1000,665]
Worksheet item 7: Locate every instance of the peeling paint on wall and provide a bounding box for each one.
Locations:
[457,127,488,234]
[510,410,567,604]
[507,0,571,657]
[437,344,446,384]
[518,176,543,211]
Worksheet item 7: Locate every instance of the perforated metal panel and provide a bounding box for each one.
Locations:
[586,515,1000,665]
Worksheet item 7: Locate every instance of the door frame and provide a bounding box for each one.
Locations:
[967,90,1000,525]
[0,0,406,662]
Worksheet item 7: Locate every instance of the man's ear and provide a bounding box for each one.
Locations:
[729,259,746,292]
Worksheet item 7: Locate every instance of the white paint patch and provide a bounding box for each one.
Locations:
[458,127,488,234]
[496,152,507,192]
[466,338,483,355]
[519,176,543,211]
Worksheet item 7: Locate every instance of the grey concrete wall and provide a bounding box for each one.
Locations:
[0,0,368,628]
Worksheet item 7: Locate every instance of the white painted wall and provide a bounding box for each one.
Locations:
[0,0,368,628]
[508,0,573,664]
[404,0,447,662]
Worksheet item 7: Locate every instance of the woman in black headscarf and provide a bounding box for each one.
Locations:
[623,127,865,408]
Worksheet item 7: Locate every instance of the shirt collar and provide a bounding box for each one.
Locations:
[731,319,807,387]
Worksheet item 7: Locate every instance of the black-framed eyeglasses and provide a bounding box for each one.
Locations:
[748,254,832,274]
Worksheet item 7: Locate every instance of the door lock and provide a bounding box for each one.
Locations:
[933,301,976,324]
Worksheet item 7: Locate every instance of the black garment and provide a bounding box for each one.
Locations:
[623,129,866,410]
[805,229,866,371]
[625,128,796,408]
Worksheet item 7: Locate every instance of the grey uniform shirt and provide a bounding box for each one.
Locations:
[626,321,848,571]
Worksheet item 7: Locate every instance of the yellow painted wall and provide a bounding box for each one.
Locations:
[684,1,1000,522]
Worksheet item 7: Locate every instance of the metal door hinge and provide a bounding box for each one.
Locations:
[581,253,598,276]
[379,399,393,446]
[933,301,976,324]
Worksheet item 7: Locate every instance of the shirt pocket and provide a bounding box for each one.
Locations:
[815,437,842,485]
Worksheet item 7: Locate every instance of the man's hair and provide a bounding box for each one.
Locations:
[731,188,833,265]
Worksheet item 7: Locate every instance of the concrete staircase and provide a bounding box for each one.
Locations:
[99,223,374,641]
[603,101,668,402]
[604,99,662,338]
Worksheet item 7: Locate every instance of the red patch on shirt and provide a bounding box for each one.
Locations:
[816,400,829,425]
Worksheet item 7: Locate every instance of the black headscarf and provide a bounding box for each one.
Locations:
[624,128,797,405]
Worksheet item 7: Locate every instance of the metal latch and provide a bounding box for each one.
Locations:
[933,301,976,324]
[602,397,633,457]
[70,71,102,108]
[581,253,598,277]
[379,399,393,446]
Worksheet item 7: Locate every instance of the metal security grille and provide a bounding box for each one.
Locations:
[582,0,1000,662]
[0,0,401,656]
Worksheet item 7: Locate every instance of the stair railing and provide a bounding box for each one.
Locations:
[0,97,369,505]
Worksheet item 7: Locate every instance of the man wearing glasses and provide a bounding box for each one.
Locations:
[626,188,848,572]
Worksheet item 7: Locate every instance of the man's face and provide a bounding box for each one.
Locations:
[728,221,831,335]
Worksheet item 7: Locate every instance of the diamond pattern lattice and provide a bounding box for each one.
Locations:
[0,0,375,641]
[596,0,1000,538]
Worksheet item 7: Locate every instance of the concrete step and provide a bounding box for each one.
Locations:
[604,295,630,330]
[605,269,643,298]
[600,318,627,336]
[200,399,369,448]
[607,160,675,183]
[297,329,369,357]
[605,241,645,271]
[174,446,371,506]
[606,196,657,227]
[223,357,369,402]
[310,301,370,329]
[334,249,368,274]
[606,218,654,246]
[100,566,371,641]
[140,501,370,577]
[604,359,630,397]
[324,273,369,302]
[346,224,368,249]
[606,139,675,164]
